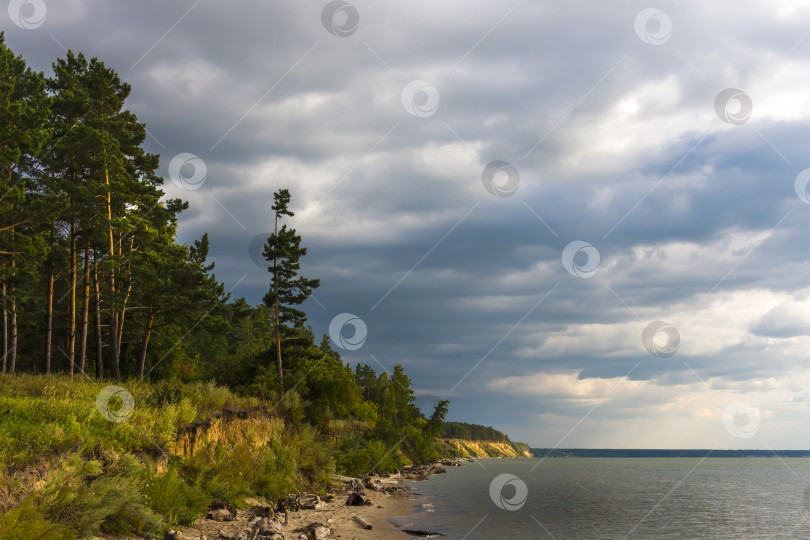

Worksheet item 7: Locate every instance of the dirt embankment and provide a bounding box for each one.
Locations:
[438,439,532,458]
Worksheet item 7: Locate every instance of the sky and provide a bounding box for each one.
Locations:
[5,0,810,449]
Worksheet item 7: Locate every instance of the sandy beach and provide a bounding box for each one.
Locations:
[171,465,454,540]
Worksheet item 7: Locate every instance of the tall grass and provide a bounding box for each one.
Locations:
[0,374,257,470]
[0,374,334,538]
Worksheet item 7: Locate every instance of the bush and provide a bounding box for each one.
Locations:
[254,440,297,499]
[362,439,401,474]
[39,453,162,537]
[182,439,299,505]
[0,499,75,540]
[144,466,209,526]
[282,424,335,487]
[336,438,401,477]
[186,380,245,418]
[149,379,186,406]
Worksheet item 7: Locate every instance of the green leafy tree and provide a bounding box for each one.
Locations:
[262,189,319,388]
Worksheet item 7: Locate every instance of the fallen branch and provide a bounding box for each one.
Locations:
[353,514,372,530]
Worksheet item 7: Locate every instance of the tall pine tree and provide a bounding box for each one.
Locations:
[262,189,319,388]
[0,33,50,374]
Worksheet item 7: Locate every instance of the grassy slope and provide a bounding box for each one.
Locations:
[0,374,526,538]
[0,374,254,472]
[0,374,332,539]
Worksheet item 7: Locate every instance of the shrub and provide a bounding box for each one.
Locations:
[336,438,400,477]
[282,424,335,487]
[149,379,186,406]
[0,499,75,540]
[144,466,208,526]
[39,453,162,537]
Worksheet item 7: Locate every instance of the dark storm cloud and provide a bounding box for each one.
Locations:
[6,0,810,446]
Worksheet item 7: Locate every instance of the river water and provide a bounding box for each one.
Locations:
[392,457,810,539]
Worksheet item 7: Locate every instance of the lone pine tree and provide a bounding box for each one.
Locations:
[262,189,319,388]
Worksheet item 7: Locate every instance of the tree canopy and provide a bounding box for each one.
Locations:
[0,37,456,476]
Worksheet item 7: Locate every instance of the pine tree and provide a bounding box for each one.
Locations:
[262,189,319,388]
[134,228,225,379]
[48,51,162,380]
[0,33,50,374]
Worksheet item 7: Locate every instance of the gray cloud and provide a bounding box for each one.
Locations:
[7,0,810,448]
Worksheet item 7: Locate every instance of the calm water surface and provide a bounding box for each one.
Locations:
[392,457,810,539]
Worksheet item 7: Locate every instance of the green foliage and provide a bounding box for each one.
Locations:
[282,424,335,486]
[262,189,319,388]
[0,374,249,470]
[149,378,186,406]
[40,453,162,537]
[287,346,363,426]
[255,440,299,499]
[0,499,75,540]
[512,441,531,456]
[262,189,320,332]
[336,438,401,477]
[144,465,208,527]
[182,440,298,505]
[0,36,513,540]
[440,421,512,442]
[363,439,401,473]
[0,376,332,535]
[272,389,309,426]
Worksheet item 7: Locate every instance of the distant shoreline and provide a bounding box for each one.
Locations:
[532,448,810,458]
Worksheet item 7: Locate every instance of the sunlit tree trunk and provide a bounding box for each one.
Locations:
[116,236,134,357]
[78,243,90,375]
[9,232,17,375]
[273,212,283,387]
[9,293,16,375]
[138,307,157,379]
[68,212,76,377]
[102,144,120,381]
[44,226,55,374]
[93,250,103,380]
[2,282,7,373]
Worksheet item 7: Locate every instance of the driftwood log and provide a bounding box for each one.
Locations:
[353,514,373,530]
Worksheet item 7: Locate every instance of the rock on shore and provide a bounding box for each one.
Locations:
[171,458,473,540]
